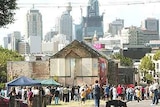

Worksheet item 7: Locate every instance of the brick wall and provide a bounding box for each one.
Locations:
[7,61,50,81]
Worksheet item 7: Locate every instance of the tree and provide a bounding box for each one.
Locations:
[139,56,155,72]
[139,55,155,82]
[120,57,133,66]
[0,0,18,27]
[0,46,24,83]
[111,53,133,66]
[153,50,160,61]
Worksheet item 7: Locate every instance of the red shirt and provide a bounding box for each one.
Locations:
[117,86,122,95]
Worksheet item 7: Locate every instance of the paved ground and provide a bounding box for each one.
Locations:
[47,100,160,107]
[126,100,159,107]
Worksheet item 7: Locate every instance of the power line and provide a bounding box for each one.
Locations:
[17,1,160,8]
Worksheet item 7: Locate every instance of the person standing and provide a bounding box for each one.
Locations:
[93,80,101,107]
[112,85,117,100]
[27,88,33,107]
[80,89,86,104]
[117,84,122,99]
[63,86,69,102]
[104,85,110,101]
[54,88,60,105]
[135,88,141,102]
[152,80,159,105]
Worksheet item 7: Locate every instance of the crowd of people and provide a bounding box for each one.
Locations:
[0,79,159,107]
[0,80,101,107]
[103,80,160,106]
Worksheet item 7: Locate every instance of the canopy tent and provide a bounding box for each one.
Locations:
[41,78,60,86]
[7,76,41,86]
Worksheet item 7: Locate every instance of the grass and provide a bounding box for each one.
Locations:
[47,100,106,107]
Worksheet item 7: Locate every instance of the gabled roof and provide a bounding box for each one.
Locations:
[51,40,107,59]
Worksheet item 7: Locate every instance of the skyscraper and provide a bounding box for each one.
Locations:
[108,19,124,36]
[141,18,159,33]
[10,31,21,51]
[57,2,73,42]
[141,18,159,41]
[82,0,104,39]
[26,8,43,40]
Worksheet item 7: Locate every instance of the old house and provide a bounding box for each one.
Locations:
[7,40,118,86]
[50,40,109,86]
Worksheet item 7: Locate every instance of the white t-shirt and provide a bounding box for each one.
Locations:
[153,82,159,90]
[32,89,39,95]
[45,88,50,95]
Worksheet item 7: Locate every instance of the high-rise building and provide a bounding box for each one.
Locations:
[141,18,159,33]
[3,37,8,49]
[28,36,42,54]
[140,18,159,42]
[74,24,83,41]
[18,41,30,54]
[56,2,73,42]
[9,31,21,51]
[82,0,104,39]
[108,19,124,36]
[26,8,43,40]
[44,30,57,42]
[3,34,11,49]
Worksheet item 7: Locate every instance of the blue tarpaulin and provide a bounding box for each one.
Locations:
[7,76,41,86]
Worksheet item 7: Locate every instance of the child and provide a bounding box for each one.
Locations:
[80,89,86,104]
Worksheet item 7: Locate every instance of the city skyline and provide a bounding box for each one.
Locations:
[1,0,160,46]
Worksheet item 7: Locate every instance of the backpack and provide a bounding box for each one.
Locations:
[94,85,100,95]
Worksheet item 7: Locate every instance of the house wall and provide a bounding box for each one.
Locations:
[32,61,49,79]
[50,58,100,86]
[7,58,108,86]
[7,61,32,81]
[7,61,49,81]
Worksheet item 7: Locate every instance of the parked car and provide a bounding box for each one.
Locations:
[0,95,28,107]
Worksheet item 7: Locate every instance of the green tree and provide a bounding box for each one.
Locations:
[145,73,154,84]
[120,57,133,66]
[112,53,122,59]
[111,53,133,66]
[0,0,18,27]
[0,46,24,83]
[139,56,155,71]
[139,55,155,82]
[153,50,160,61]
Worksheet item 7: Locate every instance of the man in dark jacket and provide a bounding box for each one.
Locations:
[93,80,101,107]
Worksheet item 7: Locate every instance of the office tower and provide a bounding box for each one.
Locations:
[44,30,57,42]
[3,34,11,49]
[26,8,43,40]
[141,18,159,41]
[108,19,124,36]
[18,41,30,54]
[74,24,83,41]
[141,18,159,33]
[82,0,104,39]
[3,37,9,49]
[57,2,73,42]
[10,31,21,51]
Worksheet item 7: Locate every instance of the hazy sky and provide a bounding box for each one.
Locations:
[0,0,160,45]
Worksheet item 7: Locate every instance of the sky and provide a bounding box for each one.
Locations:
[1,0,160,46]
